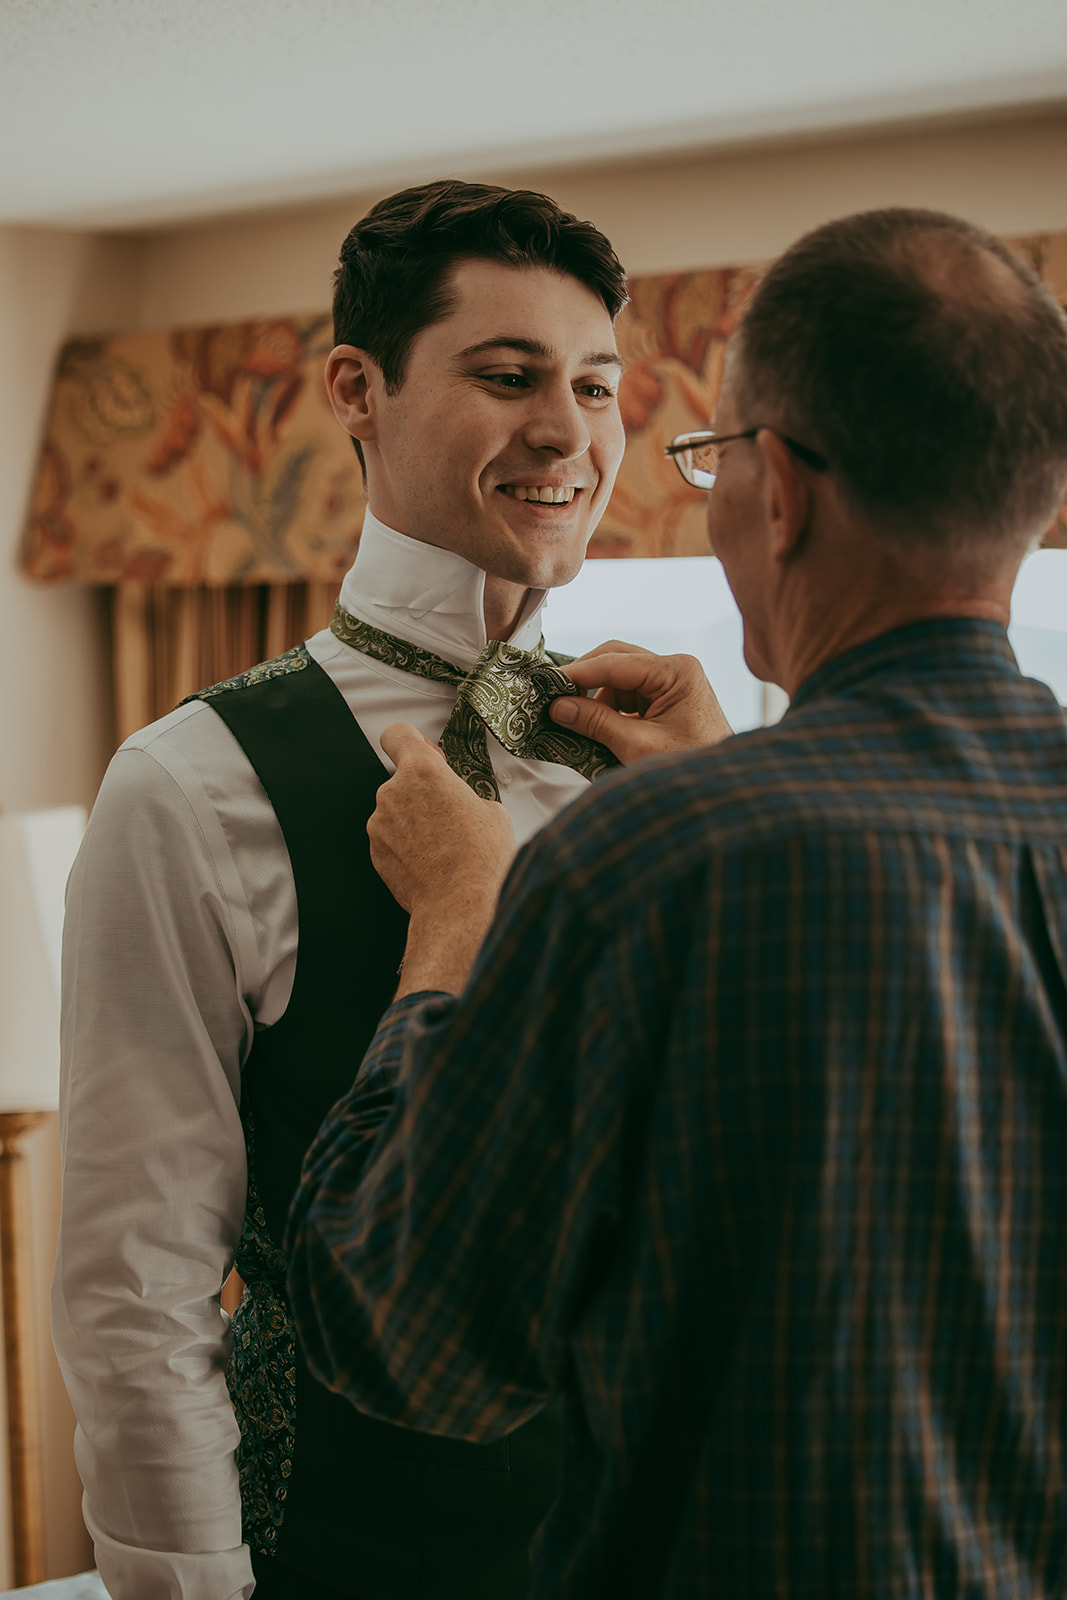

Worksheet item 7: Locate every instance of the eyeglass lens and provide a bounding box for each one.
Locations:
[676,440,718,490]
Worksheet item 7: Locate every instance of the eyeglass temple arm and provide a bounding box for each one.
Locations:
[782,436,829,471]
[663,431,828,472]
[663,435,718,458]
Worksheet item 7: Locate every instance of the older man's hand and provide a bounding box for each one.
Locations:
[550,641,734,764]
[370,723,517,996]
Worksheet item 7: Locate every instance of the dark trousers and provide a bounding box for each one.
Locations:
[252,1549,355,1599]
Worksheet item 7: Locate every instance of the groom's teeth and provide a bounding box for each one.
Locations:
[502,485,576,503]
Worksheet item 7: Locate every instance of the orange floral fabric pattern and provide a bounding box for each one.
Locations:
[20,234,1067,584]
[588,263,762,559]
[24,316,366,585]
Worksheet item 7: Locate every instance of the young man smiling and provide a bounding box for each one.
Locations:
[326,252,625,639]
[54,182,630,1600]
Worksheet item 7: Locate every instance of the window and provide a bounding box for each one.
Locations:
[545,550,1067,727]
[1009,550,1067,706]
[545,557,768,733]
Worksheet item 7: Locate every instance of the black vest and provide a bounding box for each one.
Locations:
[199,649,563,1599]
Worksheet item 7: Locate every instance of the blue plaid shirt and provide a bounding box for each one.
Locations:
[287,619,1067,1599]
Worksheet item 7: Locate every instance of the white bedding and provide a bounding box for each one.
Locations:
[2,1575,108,1598]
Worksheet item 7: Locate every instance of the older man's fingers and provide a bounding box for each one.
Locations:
[570,638,651,662]
[551,647,732,763]
[379,721,445,767]
[563,649,689,698]
[549,690,635,750]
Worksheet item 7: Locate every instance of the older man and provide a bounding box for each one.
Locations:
[287,208,1067,1599]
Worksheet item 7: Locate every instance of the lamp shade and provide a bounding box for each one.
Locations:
[0,806,87,1113]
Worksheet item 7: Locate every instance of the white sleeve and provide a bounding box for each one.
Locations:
[52,740,260,1600]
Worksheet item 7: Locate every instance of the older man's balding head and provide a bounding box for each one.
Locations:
[732,209,1067,555]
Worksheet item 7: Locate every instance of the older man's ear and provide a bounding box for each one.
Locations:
[755,426,816,566]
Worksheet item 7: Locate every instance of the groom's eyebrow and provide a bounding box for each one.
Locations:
[456,336,624,369]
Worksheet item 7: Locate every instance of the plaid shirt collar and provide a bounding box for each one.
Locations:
[787,616,1017,715]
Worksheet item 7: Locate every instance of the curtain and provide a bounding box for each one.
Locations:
[20,235,1067,595]
[111,581,339,744]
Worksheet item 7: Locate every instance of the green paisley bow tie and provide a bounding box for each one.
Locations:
[330,603,620,801]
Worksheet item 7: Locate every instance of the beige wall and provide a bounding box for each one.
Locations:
[0,228,143,816]
[0,226,141,1586]
[135,109,1067,328]
[1,103,1065,1587]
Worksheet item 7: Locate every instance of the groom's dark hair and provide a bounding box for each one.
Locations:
[332,179,628,468]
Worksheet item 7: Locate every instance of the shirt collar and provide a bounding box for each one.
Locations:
[787,617,1018,714]
[337,509,548,671]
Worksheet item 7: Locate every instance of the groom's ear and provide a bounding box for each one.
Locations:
[325,345,383,444]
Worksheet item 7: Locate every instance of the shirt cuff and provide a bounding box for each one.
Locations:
[356,990,455,1086]
[84,1501,254,1600]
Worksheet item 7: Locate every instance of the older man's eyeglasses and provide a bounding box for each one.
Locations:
[665,428,829,490]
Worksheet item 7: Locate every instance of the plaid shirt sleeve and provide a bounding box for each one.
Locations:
[285,827,615,1441]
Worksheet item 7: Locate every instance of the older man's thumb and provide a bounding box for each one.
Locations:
[551,692,658,768]
[550,693,611,744]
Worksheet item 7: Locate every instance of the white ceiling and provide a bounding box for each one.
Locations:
[2,0,1066,232]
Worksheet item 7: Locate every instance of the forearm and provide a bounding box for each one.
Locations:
[54,1212,245,1543]
[370,723,518,998]
[287,988,551,1444]
[288,843,593,1441]
[286,995,429,1403]
[395,889,499,999]
[55,1078,252,1594]
[77,1462,252,1600]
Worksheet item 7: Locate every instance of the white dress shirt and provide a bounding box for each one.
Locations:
[52,512,591,1600]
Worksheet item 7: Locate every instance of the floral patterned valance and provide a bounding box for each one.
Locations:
[20,233,1067,585]
[25,315,357,585]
